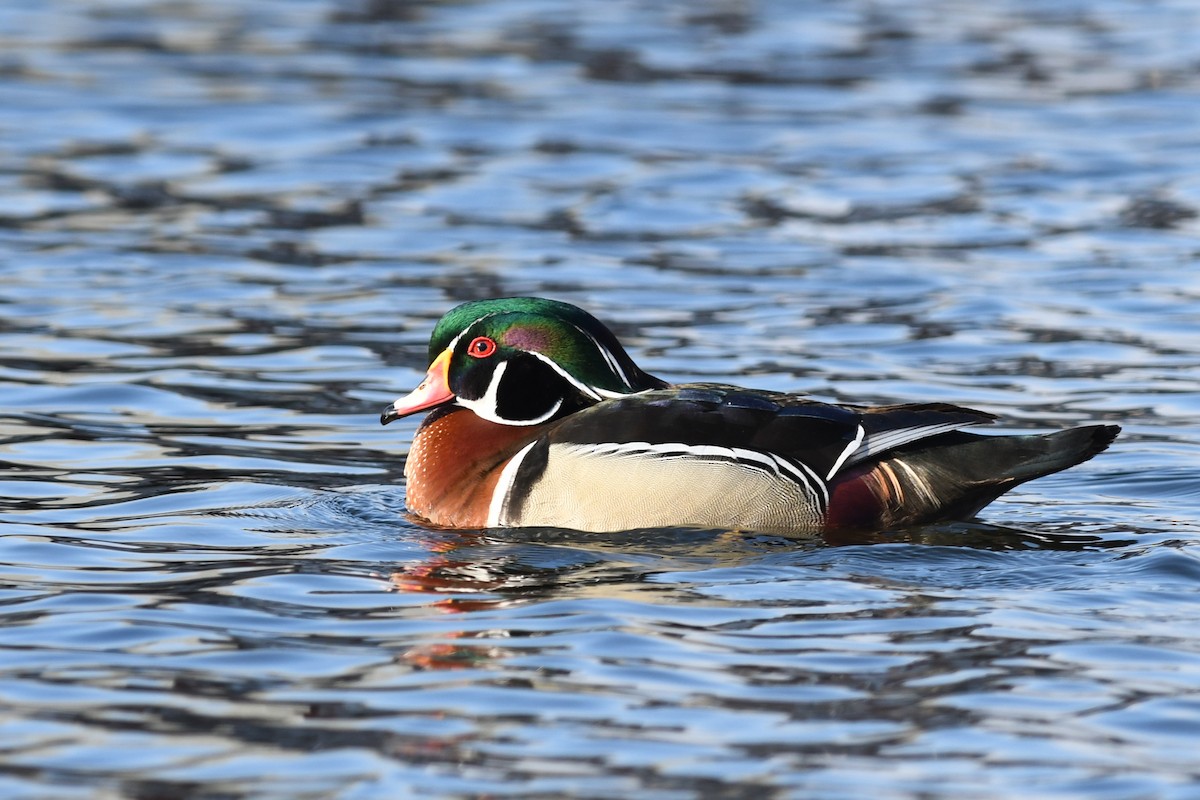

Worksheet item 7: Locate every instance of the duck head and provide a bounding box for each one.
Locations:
[381,297,666,427]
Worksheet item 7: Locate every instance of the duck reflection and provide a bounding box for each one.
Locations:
[389,519,1125,604]
[386,524,774,669]
[386,519,1125,669]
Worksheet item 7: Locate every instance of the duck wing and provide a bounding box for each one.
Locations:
[546,384,996,480]
[490,384,996,533]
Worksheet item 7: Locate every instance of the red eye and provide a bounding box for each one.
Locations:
[467,336,497,358]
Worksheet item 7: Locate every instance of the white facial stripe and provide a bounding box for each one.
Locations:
[826,423,866,480]
[595,341,632,388]
[570,322,632,389]
[443,312,493,353]
[487,440,537,526]
[444,328,468,352]
[522,397,564,425]
[528,351,604,401]
[441,309,507,356]
[479,358,506,412]
[457,360,566,426]
[454,358,505,422]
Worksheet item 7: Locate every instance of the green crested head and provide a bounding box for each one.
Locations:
[433,297,658,391]
[389,296,666,427]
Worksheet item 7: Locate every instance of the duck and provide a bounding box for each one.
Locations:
[381,297,1119,535]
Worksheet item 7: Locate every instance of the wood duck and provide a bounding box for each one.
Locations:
[381,297,1119,535]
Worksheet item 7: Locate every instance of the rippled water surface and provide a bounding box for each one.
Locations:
[3,0,1200,797]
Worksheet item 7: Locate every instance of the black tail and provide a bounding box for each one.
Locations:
[879,424,1120,525]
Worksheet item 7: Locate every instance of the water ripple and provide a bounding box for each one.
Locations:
[2,0,1200,797]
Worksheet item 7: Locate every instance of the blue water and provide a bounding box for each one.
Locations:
[2,0,1200,797]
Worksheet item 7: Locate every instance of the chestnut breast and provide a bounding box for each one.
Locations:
[404,407,546,527]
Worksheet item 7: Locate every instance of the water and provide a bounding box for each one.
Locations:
[2,0,1200,797]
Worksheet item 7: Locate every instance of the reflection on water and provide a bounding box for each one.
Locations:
[2,0,1200,796]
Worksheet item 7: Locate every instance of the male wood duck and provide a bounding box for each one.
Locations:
[381,297,1119,535]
